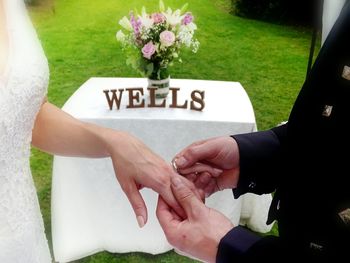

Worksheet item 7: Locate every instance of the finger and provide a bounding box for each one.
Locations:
[156,196,180,229]
[217,168,239,190]
[159,184,186,219]
[182,175,208,201]
[204,180,219,197]
[170,176,204,219]
[121,181,148,228]
[179,176,205,204]
[179,163,222,177]
[194,172,212,189]
[199,189,206,202]
[174,143,216,169]
[175,140,207,158]
[194,173,217,198]
[159,169,205,219]
[185,173,197,182]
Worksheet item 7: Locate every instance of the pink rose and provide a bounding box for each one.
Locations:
[160,31,176,47]
[182,13,193,25]
[142,42,156,59]
[152,13,166,24]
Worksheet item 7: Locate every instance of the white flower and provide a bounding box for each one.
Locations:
[192,40,200,53]
[119,16,133,32]
[116,30,126,42]
[178,26,194,47]
[179,32,192,47]
[185,22,197,32]
[163,8,183,27]
[138,6,154,29]
[139,15,154,29]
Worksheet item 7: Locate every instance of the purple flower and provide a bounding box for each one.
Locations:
[152,13,166,24]
[160,31,176,47]
[130,12,142,35]
[182,13,193,25]
[142,42,156,59]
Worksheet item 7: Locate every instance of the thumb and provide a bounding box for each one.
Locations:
[170,176,204,219]
[122,181,148,228]
[175,143,211,169]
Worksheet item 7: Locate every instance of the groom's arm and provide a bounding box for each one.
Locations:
[231,124,288,197]
[217,227,286,262]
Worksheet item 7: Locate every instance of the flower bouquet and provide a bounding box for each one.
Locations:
[116,0,200,98]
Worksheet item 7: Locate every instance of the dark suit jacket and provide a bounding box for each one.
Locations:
[217,2,350,262]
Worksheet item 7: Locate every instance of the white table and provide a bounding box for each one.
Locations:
[52,78,273,263]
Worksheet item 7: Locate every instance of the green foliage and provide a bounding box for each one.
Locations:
[234,0,284,20]
[29,0,318,262]
[233,0,319,25]
[25,0,42,6]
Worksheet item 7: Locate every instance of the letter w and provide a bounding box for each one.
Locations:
[103,89,124,110]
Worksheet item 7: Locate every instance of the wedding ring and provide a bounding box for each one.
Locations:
[171,159,179,173]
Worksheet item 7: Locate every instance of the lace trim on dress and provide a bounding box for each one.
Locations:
[0,0,52,262]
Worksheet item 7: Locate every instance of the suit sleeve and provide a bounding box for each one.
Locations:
[217,227,285,263]
[232,124,288,197]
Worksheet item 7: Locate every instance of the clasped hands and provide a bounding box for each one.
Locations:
[109,132,240,263]
[156,136,240,263]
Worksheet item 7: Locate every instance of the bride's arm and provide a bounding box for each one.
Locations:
[32,101,111,158]
[32,101,184,227]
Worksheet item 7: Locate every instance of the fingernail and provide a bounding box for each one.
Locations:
[171,177,183,188]
[176,157,188,168]
[214,168,223,175]
[137,216,145,228]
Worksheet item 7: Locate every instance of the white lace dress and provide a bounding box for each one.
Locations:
[0,0,51,262]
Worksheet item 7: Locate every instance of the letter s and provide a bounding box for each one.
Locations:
[190,90,205,111]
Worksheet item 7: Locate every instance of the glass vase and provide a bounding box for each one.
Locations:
[147,76,170,99]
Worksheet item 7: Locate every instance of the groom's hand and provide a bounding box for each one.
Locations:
[173,136,241,197]
[156,176,234,263]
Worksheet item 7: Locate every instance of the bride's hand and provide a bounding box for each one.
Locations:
[106,131,184,228]
[32,103,192,228]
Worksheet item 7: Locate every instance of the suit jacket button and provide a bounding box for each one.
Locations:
[310,242,323,251]
[322,105,333,117]
[249,182,256,189]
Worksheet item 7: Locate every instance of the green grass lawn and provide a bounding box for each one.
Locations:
[29,0,319,262]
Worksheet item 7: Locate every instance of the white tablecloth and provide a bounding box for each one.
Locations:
[52,78,273,262]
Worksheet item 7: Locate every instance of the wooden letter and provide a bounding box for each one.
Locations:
[126,88,145,109]
[103,89,124,110]
[190,90,205,111]
[169,88,188,109]
[147,88,166,108]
